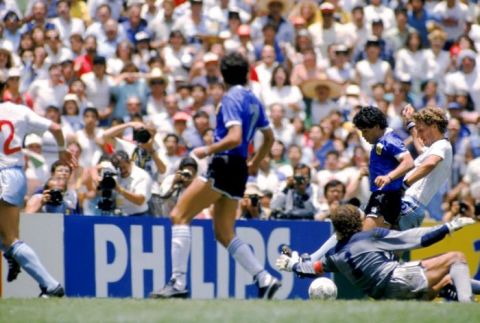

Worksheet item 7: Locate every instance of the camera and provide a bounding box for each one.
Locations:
[458,201,470,216]
[294,175,306,185]
[179,169,193,179]
[47,189,63,206]
[97,168,118,212]
[248,194,260,207]
[133,128,151,144]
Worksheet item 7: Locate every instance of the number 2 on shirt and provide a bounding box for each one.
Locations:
[0,120,21,155]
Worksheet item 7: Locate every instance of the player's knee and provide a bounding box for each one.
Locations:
[170,208,189,225]
[214,230,233,247]
[446,251,467,264]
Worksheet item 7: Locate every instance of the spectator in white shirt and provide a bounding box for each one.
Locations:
[51,0,85,47]
[28,63,68,116]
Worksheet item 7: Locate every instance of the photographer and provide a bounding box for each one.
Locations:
[442,200,479,222]
[238,183,268,220]
[270,163,317,220]
[25,177,75,214]
[99,121,166,216]
[158,157,198,217]
[110,150,153,216]
[315,180,347,221]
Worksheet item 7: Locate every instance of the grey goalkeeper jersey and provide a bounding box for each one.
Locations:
[320,225,450,298]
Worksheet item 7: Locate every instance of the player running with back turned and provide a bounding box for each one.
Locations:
[150,52,279,299]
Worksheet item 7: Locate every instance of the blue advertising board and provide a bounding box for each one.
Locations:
[64,216,332,299]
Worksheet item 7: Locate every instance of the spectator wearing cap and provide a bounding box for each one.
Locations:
[307,2,346,59]
[2,68,33,108]
[81,56,113,124]
[326,44,355,84]
[354,37,393,98]
[301,75,342,125]
[254,23,285,64]
[51,0,85,46]
[263,65,304,120]
[191,52,223,88]
[148,0,175,49]
[135,31,154,70]
[384,7,415,53]
[145,67,168,116]
[251,0,295,45]
[44,28,74,65]
[61,93,83,135]
[364,0,396,33]
[0,1,21,21]
[22,1,55,33]
[161,30,193,79]
[28,63,69,116]
[423,29,450,91]
[445,49,480,111]
[3,10,21,51]
[111,62,149,119]
[432,0,469,46]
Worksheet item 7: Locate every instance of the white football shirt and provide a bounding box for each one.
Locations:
[0,103,52,168]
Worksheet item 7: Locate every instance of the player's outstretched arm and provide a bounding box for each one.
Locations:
[403,154,443,188]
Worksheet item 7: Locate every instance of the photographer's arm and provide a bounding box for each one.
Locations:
[99,122,144,146]
[116,185,147,206]
[49,122,77,169]
[140,136,167,174]
[24,193,47,213]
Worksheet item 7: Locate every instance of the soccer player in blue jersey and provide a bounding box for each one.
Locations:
[353,106,414,230]
[150,53,279,299]
[277,205,479,302]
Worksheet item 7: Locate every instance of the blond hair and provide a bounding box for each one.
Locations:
[413,107,449,134]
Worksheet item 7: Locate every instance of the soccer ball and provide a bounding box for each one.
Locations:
[308,277,337,300]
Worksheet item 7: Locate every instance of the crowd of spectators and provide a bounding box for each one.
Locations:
[5,0,480,221]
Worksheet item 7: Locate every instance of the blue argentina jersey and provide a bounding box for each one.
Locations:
[215,85,270,158]
[369,130,407,191]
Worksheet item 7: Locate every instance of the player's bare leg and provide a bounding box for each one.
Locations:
[421,252,473,302]
[0,201,63,296]
[150,178,220,298]
[213,196,281,299]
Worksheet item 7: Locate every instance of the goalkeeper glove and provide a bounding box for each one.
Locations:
[446,216,476,233]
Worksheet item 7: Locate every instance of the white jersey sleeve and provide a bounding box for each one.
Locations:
[24,105,53,135]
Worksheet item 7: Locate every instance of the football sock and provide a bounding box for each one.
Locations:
[450,261,473,302]
[227,236,267,286]
[171,225,191,290]
[310,234,338,261]
[7,240,58,291]
[471,279,480,294]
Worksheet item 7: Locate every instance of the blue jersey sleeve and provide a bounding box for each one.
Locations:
[220,94,243,128]
[256,102,270,129]
[383,133,407,160]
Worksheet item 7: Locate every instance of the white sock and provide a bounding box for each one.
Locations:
[450,261,473,302]
[310,234,338,261]
[171,225,191,290]
[227,236,269,286]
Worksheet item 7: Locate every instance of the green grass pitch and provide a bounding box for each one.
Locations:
[0,299,479,323]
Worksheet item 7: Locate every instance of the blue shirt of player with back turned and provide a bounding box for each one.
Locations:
[214,85,270,158]
[369,130,407,192]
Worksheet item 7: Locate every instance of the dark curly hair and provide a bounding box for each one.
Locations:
[331,205,362,240]
[220,52,249,86]
[413,107,448,134]
[353,106,388,130]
